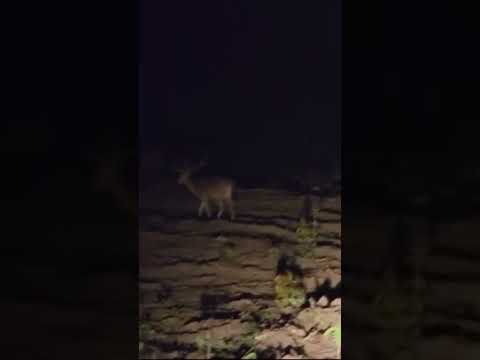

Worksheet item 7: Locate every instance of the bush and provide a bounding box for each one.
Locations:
[139,321,155,356]
[274,271,306,310]
[295,222,321,242]
[195,321,258,360]
[324,324,341,358]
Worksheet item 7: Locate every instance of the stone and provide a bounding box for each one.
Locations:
[330,298,341,307]
[287,325,307,338]
[317,296,329,307]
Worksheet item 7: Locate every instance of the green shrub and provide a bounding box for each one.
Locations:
[324,324,341,358]
[295,222,320,258]
[195,323,258,360]
[219,242,241,264]
[139,321,155,340]
[324,324,341,347]
[295,222,321,242]
[139,321,155,355]
[274,271,306,310]
[254,308,276,324]
[241,350,257,359]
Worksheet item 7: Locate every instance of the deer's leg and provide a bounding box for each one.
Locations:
[198,201,205,217]
[227,199,235,221]
[204,199,212,218]
[217,200,224,219]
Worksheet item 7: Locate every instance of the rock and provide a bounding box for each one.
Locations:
[287,325,307,338]
[317,296,329,307]
[282,351,304,359]
[226,299,257,313]
[294,308,336,332]
[304,333,338,359]
[151,351,180,359]
[256,329,299,349]
[330,298,341,307]
[185,351,205,359]
[303,277,318,292]
[141,346,165,360]
[215,235,230,243]
[140,185,342,359]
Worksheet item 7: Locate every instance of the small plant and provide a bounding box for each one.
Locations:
[324,324,341,358]
[295,242,316,258]
[139,321,156,355]
[274,271,306,310]
[243,317,258,338]
[254,308,276,325]
[295,222,320,258]
[139,321,155,339]
[238,322,258,360]
[196,331,215,359]
[219,241,241,264]
[158,315,182,333]
[241,350,257,359]
[295,222,321,242]
[324,324,341,347]
[237,315,258,349]
[196,327,257,360]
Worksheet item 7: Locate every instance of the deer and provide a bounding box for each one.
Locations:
[175,159,236,221]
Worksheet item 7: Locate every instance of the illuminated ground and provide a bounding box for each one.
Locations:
[342,209,480,360]
[139,177,341,359]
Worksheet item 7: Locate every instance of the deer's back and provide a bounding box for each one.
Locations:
[194,176,233,199]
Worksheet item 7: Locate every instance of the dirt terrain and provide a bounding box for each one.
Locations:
[139,177,341,359]
[342,208,480,360]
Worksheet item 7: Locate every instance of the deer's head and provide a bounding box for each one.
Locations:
[175,158,208,184]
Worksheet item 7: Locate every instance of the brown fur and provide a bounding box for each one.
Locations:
[178,165,236,220]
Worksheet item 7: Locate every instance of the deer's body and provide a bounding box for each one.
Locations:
[177,161,236,220]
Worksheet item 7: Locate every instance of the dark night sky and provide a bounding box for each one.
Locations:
[140,1,340,178]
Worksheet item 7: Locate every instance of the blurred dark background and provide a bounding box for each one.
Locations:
[140,1,340,186]
[343,1,480,213]
[2,0,480,357]
[2,2,138,357]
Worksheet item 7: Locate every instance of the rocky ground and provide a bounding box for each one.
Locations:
[342,208,480,360]
[139,178,341,359]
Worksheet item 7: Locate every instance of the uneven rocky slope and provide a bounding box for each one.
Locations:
[139,178,341,359]
[341,187,480,360]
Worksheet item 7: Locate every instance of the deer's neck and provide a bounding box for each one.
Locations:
[184,176,202,199]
